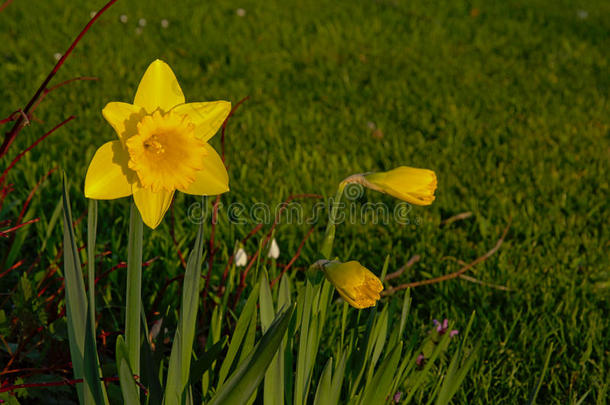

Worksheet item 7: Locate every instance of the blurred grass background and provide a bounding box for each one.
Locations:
[1,0,609,402]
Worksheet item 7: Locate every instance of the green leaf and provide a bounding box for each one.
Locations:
[526,341,554,405]
[329,351,347,405]
[313,357,333,405]
[294,281,314,405]
[404,326,453,403]
[189,337,227,389]
[217,284,260,388]
[85,199,109,405]
[436,312,479,405]
[278,274,291,309]
[358,342,403,405]
[61,177,106,405]
[86,199,98,345]
[260,270,283,405]
[260,270,276,332]
[116,335,140,405]
[208,304,295,405]
[365,305,389,384]
[140,314,163,405]
[164,222,205,405]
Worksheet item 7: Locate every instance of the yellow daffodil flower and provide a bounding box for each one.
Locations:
[349,166,437,206]
[84,59,231,228]
[322,260,383,309]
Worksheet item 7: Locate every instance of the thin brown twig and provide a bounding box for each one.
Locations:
[382,219,511,296]
[270,225,315,288]
[203,96,250,310]
[441,211,473,226]
[458,274,511,291]
[0,259,24,279]
[207,97,250,270]
[29,77,98,114]
[0,375,147,394]
[0,218,39,238]
[218,223,264,289]
[0,110,29,126]
[385,255,421,281]
[16,167,57,225]
[232,193,323,307]
[0,116,75,185]
[0,0,13,13]
[0,0,118,157]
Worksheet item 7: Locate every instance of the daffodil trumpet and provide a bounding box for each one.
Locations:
[84,59,231,229]
[317,259,384,309]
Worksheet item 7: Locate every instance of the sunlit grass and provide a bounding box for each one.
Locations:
[1,0,608,403]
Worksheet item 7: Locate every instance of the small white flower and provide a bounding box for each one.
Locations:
[577,9,588,19]
[235,247,248,267]
[366,121,376,130]
[90,11,97,18]
[268,238,280,259]
[135,27,143,35]
[119,14,128,23]
[236,8,246,17]
[161,19,169,28]
[138,18,147,27]
[53,53,62,61]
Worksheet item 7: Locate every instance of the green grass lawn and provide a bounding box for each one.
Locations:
[1,0,609,403]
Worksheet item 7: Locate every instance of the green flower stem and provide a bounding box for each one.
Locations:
[125,201,143,381]
[320,182,346,259]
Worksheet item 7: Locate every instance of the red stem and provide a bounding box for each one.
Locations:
[270,226,315,288]
[202,96,249,310]
[0,0,119,158]
[219,223,264,288]
[0,259,24,279]
[29,77,98,115]
[0,116,75,186]
[232,194,322,307]
[0,218,39,238]
[0,0,13,13]
[16,167,57,225]
[0,376,147,394]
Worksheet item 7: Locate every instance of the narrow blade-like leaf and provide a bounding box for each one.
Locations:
[208,304,295,405]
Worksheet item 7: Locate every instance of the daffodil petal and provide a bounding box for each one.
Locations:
[84,141,134,199]
[132,185,174,229]
[179,144,229,196]
[102,102,145,143]
[335,288,361,308]
[171,101,231,142]
[134,59,185,113]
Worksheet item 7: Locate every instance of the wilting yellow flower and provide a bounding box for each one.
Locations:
[363,166,437,206]
[85,59,231,228]
[322,260,383,309]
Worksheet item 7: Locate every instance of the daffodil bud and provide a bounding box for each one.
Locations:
[322,260,383,309]
[348,166,437,206]
[268,238,280,259]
